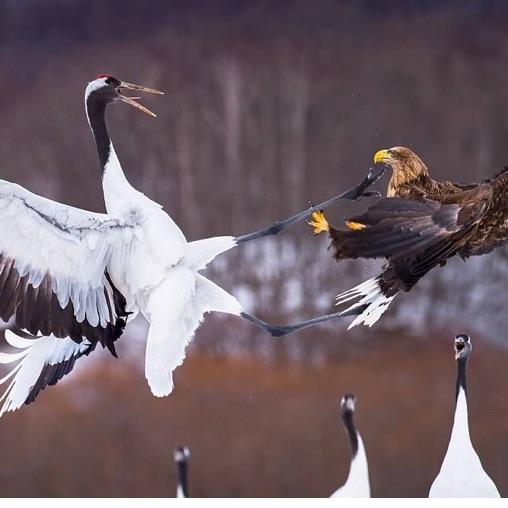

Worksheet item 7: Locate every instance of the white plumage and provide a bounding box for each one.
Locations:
[335,276,395,330]
[0,75,385,412]
[0,180,141,327]
[0,330,91,416]
[0,76,246,411]
[331,394,370,498]
[429,334,500,498]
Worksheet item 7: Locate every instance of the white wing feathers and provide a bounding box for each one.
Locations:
[0,180,143,335]
[0,330,92,416]
[0,182,244,408]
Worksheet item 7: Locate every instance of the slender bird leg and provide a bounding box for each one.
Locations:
[234,165,387,244]
[241,306,368,337]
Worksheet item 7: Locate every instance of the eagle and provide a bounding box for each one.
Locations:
[308,146,508,328]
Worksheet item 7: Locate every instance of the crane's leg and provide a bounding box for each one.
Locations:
[234,165,386,244]
[241,306,367,337]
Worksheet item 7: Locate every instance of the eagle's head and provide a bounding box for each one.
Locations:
[373,146,429,196]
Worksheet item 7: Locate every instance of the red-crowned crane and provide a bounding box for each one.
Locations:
[331,394,370,498]
[429,334,500,498]
[0,75,384,415]
[174,446,190,498]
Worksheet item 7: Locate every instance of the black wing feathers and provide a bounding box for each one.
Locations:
[25,340,97,405]
[0,254,128,353]
[330,198,463,260]
[330,195,490,295]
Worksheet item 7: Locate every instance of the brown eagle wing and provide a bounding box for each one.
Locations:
[330,186,491,262]
[334,198,460,260]
[459,171,508,257]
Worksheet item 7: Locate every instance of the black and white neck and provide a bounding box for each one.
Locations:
[85,77,119,171]
[448,334,473,448]
[454,334,471,402]
[428,333,500,497]
[341,394,359,458]
[84,77,136,212]
[332,393,371,497]
[174,446,190,498]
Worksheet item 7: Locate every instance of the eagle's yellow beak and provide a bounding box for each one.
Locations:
[374,149,390,164]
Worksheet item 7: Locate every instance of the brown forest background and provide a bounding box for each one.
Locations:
[0,0,508,497]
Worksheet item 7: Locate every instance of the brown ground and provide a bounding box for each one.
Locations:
[0,331,505,497]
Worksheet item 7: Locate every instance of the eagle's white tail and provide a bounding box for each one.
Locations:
[0,330,91,416]
[336,277,396,329]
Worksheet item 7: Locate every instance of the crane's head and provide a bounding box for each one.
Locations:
[454,334,472,361]
[340,393,356,414]
[85,74,164,117]
[173,446,190,464]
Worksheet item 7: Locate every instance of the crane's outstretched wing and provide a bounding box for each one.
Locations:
[0,329,96,416]
[0,180,144,352]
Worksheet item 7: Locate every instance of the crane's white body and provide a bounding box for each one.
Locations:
[103,143,243,396]
[429,388,500,498]
[331,433,370,498]
[0,81,244,413]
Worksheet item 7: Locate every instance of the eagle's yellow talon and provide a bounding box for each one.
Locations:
[308,210,329,235]
[345,220,366,231]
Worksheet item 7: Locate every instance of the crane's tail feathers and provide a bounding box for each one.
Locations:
[144,274,242,398]
[336,277,397,329]
[144,274,204,398]
[0,330,93,416]
[145,314,203,398]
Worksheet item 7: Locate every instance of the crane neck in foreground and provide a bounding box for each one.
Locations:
[448,355,471,447]
[339,433,370,497]
[342,409,359,457]
[449,385,472,452]
[176,460,189,498]
[455,356,468,401]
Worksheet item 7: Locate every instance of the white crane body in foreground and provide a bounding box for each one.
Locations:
[331,393,370,498]
[429,334,500,498]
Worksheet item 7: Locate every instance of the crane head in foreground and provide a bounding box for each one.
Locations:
[173,446,190,498]
[0,74,385,416]
[308,144,508,329]
[429,334,500,498]
[454,333,471,360]
[331,393,370,498]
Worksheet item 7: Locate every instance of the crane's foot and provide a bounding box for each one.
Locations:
[308,210,329,235]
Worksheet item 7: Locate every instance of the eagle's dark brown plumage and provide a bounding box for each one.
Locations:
[309,146,508,328]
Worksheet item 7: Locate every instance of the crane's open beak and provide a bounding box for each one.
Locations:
[118,81,164,118]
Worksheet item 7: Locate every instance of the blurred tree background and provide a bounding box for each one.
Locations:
[0,0,507,497]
